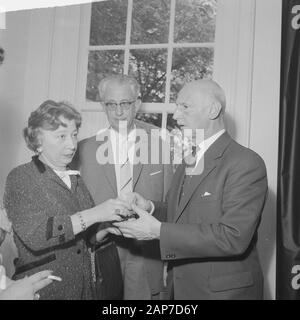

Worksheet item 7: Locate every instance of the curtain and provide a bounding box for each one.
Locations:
[277,0,300,300]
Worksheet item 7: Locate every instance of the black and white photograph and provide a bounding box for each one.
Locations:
[0,0,297,304]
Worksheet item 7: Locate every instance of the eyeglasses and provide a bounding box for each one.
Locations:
[104,100,136,110]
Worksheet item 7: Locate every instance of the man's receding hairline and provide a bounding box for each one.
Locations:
[182,80,226,109]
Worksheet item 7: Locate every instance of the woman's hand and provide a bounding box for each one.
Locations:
[72,198,133,235]
[93,198,132,223]
[0,270,53,300]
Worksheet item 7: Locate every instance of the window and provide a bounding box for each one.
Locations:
[83,0,217,131]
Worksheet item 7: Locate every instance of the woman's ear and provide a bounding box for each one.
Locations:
[209,101,222,120]
[36,130,44,154]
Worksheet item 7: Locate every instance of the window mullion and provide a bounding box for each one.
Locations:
[161,112,167,130]
[124,0,133,74]
[165,0,176,108]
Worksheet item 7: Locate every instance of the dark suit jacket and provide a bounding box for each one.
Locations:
[72,120,174,295]
[158,132,268,300]
[4,156,95,300]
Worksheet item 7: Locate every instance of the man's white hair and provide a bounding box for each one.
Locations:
[98,74,141,101]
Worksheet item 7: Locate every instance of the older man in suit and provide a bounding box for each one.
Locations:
[72,75,173,300]
[113,79,268,300]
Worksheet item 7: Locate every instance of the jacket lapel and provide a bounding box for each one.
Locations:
[32,156,74,193]
[95,131,117,195]
[174,162,217,222]
[133,162,143,190]
[174,164,186,207]
[132,121,149,189]
[102,162,117,194]
[174,132,232,222]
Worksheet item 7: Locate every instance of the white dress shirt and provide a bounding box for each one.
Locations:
[190,129,226,173]
[109,126,136,197]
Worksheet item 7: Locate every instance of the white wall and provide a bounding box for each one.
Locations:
[0,1,282,298]
[215,0,281,299]
[0,11,37,275]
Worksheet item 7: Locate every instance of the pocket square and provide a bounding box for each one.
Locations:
[202,192,211,197]
[150,170,162,176]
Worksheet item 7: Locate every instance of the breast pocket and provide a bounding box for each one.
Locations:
[188,194,222,223]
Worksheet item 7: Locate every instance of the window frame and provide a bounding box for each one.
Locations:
[76,0,217,131]
[74,0,256,145]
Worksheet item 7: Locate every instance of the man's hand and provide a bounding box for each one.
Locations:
[0,270,53,300]
[120,192,152,212]
[111,204,161,240]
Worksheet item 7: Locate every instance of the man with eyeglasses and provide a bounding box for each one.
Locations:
[72,74,173,300]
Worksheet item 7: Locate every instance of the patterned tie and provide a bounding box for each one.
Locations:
[119,140,133,198]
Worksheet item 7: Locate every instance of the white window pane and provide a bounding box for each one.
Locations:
[90,0,128,46]
[129,49,167,103]
[86,50,124,102]
[174,0,217,43]
[131,0,171,44]
[170,47,214,102]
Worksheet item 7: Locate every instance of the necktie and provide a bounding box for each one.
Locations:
[178,146,198,204]
[119,141,133,198]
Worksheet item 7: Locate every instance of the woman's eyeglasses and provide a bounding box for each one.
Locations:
[104,100,136,110]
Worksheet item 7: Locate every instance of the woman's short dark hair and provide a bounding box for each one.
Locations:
[23,100,82,152]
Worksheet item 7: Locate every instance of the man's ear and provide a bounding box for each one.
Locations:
[209,101,222,120]
[134,98,142,113]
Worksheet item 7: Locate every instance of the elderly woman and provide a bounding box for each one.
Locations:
[4,100,130,300]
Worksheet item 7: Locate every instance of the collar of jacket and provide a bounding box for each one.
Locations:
[32,155,72,173]
[32,155,46,173]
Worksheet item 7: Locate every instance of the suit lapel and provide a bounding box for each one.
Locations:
[174,161,217,222]
[102,162,117,194]
[44,166,73,193]
[33,155,79,193]
[133,162,143,190]
[174,132,232,222]
[95,131,118,195]
[174,164,186,208]
[132,121,149,189]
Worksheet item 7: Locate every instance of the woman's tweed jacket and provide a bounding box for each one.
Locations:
[4,156,95,300]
